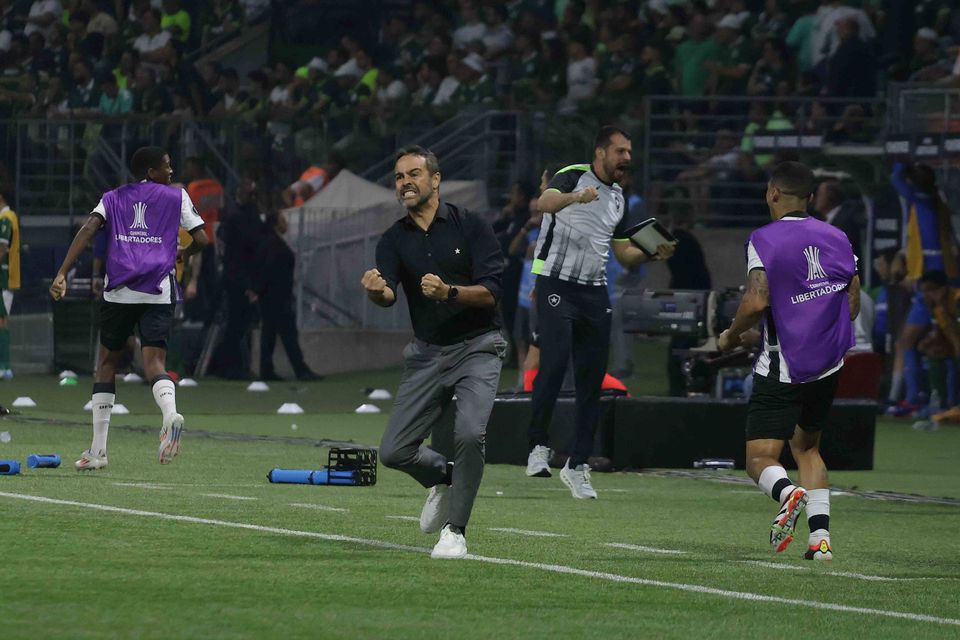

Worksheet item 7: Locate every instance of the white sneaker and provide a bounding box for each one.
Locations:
[1,369,13,380]
[431,524,467,559]
[559,459,597,499]
[158,413,184,465]
[75,449,108,471]
[526,445,552,477]
[420,483,450,533]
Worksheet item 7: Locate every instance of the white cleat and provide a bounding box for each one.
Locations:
[158,413,184,465]
[559,459,597,499]
[75,449,108,471]
[420,483,450,533]
[526,445,552,477]
[431,524,468,559]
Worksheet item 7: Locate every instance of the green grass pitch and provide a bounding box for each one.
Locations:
[0,360,958,639]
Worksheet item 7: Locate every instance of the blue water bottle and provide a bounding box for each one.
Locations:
[0,460,21,475]
[267,468,314,484]
[27,454,61,469]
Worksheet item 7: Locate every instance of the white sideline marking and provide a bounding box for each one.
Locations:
[113,482,171,490]
[290,503,348,513]
[537,487,632,494]
[201,493,257,501]
[741,560,956,582]
[1,491,958,628]
[385,515,419,522]
[604,542,687,555]
[489,528,568,538]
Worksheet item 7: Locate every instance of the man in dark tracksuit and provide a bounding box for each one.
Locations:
[254,211,318,381]
[525,126,675,499]
[216,178,263,379]
[362,145,506,559]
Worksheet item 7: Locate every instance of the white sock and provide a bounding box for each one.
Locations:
[806,488,831,543]
[91,392,114,454]
[152,378,177,420]
[757,465,795,504]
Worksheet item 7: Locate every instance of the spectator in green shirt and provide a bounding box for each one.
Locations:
[113,50,138,91]
[98,74,133,115]
[161,0,191,42]
[67,59,101,115]
[674,13,721,97]
[786,5,816,72]
[705,14,753,96]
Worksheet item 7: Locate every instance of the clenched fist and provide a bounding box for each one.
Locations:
[577,186,599,204]
[718,329,741,352]
[420,273,449,301]
[361,268,387,296]
[49,273,67,301]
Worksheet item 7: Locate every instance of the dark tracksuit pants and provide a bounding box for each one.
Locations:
[259,295,310,377]
[528,276,611,466]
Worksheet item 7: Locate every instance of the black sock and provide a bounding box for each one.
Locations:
[92,381,116,394]
[446,522,465,536]
[771,478,793,503]
[808,514,829,533]
[444,461,454,485]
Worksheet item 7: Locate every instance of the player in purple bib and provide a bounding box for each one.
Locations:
[50,147,209,471]
[719,162,860,561]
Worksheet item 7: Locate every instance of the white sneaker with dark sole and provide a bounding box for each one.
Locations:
[431,524,467,559]
[420,483,450,533]
[559,459,597,499]
[526,445,552,477]
[75,449,108,471]
[158,413,184,465]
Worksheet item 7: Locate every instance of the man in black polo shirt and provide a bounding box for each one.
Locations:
[361,145,506,560]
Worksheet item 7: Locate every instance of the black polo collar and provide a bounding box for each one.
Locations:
[402,202,449,229]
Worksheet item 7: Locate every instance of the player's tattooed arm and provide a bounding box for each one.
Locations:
[745,268,770,308]
[718,268,769,351]
[847,274,861,321]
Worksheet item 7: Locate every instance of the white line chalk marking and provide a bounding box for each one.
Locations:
[489,528,568,538]
[201,493,257,501]
[385,515,419,522]
[740,560,957,582]
[604,542,687,555]
[113,482,171,490]
[289,503,348,513]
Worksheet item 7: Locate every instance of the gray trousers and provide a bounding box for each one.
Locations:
[379,330,506,528]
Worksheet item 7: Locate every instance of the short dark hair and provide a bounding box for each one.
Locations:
[921,269,948,287]
[819,179,844,207]
[907,163,937,195]
[131,146,167,180]
[769,161,815,198]
[594,126,630,152]
[395,145,440,175]
[876,246,899,263]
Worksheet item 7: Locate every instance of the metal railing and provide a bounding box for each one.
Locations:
[641,96,887,226]
[362,109,525,206]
